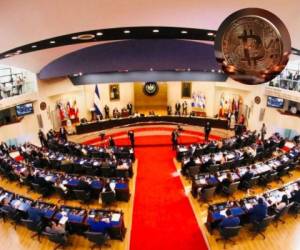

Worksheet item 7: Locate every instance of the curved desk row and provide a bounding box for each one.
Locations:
[76,116,228,134]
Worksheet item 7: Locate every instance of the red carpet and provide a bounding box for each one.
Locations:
[130,135,209,250]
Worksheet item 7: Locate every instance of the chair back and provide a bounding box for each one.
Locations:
[278,202,294,218]
[228,182,239,195]
[61,163,73,173]
[73,189,89,201]
[21,219,41,232]
[208,165,219,174]
[189,166,200,177]
[85,231,106,245]
[249,176,260,187]
[220,226,242,239]
[101,191,116,205]
[201,186,216,202]
[48,233,67,245]
[258,215,275,230]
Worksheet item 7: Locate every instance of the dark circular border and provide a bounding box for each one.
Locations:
[143,82,159,96]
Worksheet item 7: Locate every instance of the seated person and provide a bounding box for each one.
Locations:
[292,183,300,203]
[27,203,44,224]
[46,221,66,235]
[219,209,240,229]
[239,166,254,189]
[76,177,90,191]
[275,194,289,211]
[248,197,268,223]
[221,172,233,188]
[181,157,196,175]
[89,214,110,233]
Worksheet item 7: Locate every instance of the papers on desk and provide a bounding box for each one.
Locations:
[219,210,227,217]
[9,151,20,159]
[111,213,121,222]
[59,216,68,225]
[45,176,52,182]
[244,203,253,210]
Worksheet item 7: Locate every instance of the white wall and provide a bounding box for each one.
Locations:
[1,76,300,145]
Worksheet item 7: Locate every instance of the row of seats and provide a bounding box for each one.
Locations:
[207,177,300,248]
[0,186,125,249]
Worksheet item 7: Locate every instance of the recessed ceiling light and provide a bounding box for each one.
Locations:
[5,54,11,58]
[71,36,78,40]
[96,32,103,36]
[153,29,159,33]
[77,34,95,40]
[15,50,22,54]
[187,68,191,71]
[207,32,215,36]
[79,72,82,76]
[31,45,37,48]
[73,73,78,77]
[150,68,154,71]
[181,30,188,34]
[124,30,131,34]
[50,40,56,44]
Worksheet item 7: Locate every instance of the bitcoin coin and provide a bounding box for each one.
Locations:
[215,8,291,85]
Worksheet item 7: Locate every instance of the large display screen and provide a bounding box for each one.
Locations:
[15,102,34,116]
[267,96,284,108]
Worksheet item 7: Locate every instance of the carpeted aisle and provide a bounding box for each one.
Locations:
[130,135,208,250]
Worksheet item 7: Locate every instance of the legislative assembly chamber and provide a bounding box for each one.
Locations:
[1,1,300,250]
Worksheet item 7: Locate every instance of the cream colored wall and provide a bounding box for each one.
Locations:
[1,76,300,145]
[166,81,216,117]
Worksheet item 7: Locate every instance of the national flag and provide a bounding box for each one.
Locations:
[94,84,102,116]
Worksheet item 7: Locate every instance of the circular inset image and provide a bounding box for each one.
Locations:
[144,82,159,96]
[215,8,291,85]
[254,96,261,104]
[40,101,47,111]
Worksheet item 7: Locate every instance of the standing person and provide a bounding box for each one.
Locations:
[104,105,110,119]
[108,136,115,147]
[59,127,68,141]
[261,123,267,141]
[175,102,181,116]
[38,129,47,147]
[127,103,133,116]
[171,129,179,150]
[204,122,211,141]
[182,101,188,116]
[128,130,135,148]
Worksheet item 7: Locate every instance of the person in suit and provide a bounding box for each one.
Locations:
[239,166,254,189]
[292,183,300,203]
[248,197,268,223]
[38,129,48,147]
[76,177,90,191]
[108,137,115,147]
[46,221,66,235]
[127,103,133,115]
[27,203,44,224]
[219,209,240,229]
[59,127,68,141]
[128,130,135,148]
[261,123,267,141]
[167,105,172,115]
[221,172,233,189]
[204,122,211,141]
[171,130,179,150]
[182,101,188,116]
[181,157,196,176]
[175,102,181,115]
[104,105,110,119]
[0,142,9,155]
[89,214,110,233]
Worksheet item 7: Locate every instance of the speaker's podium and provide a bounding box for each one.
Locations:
[191,107,206,117]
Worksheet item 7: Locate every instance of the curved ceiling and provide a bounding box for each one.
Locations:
[39,39,220,79]
[0,0,300,72]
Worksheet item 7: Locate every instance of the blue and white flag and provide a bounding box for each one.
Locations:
[94,84,102,115]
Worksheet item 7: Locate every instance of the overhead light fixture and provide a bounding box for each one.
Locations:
[77,34,95,40]
[187,68,191,71]
[207,32,215,36]
[96,32,103,36]
[79,72,83,76]
[71,36,78,40]
[4,54,11,58]
[181,30,188,34]
[150,68,154,71]
[31,45,37,48]
[153,29,159,33]
[124,30,131,34]
[73,73,78,77]
[50,40,56,44]
[15,50,22,54]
